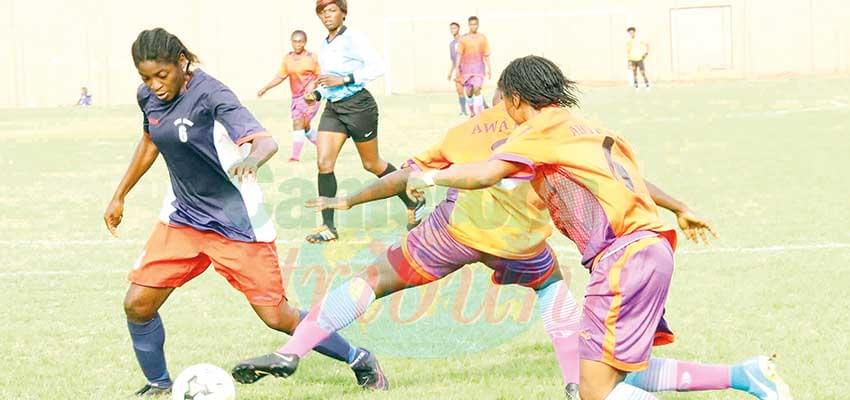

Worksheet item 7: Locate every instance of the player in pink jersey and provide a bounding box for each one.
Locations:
[258,30,321,162]
[452,16,491,117]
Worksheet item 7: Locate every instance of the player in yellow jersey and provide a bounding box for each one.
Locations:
[231,89,731,399]
[258,30,321,161]
[404,56,792,400]
[626,27,650,90]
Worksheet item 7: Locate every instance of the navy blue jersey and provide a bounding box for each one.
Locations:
[138,69,276,242]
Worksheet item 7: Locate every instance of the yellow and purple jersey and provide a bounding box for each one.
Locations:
[409,103,552,259]
[457,33,490,78]
[278,51,320,98]
[491,108,676,265]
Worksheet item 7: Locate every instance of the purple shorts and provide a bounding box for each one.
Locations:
[579,231,675,372]
[291,95,320,122]
[462,75,484,91]
[387,199,557,289]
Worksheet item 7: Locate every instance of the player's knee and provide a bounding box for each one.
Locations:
[260,311,298,334]
[123,296,157,322]
[317,158,336,173]
[361,159,384,175]
[579,375,615,400]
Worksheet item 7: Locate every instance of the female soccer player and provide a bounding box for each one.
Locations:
[104,28,385,397]
[257,30,320,162]
[230,92,741,400]
[304,0,423,243]
[404,56,792,400]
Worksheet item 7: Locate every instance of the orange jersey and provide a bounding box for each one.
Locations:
[410,103,552,259]
[491,108,676,265]
[457,33,490,77]
[277,51,320,98]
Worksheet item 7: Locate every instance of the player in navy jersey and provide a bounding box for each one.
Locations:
[103,28,386,397]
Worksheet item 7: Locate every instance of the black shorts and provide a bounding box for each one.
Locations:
[629,60,646,70]
[318,89,379,142]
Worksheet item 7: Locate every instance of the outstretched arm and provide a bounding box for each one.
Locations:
[405,159,521,199]
[306,168,413,211]
[646,180,717,244]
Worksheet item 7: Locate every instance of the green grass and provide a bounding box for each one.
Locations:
[1,77,849,399]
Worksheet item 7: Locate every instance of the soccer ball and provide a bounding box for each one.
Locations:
[171,364,236,400]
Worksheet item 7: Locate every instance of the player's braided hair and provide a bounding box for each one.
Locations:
[131,28,199,71]
[498,55,579,109]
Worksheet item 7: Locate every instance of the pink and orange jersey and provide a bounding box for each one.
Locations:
[277,51,320,98]
[456,33,490,78]
[491,108,676,265]
[409,103,552,259]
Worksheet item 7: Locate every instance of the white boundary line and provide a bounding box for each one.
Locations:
[1,241,847,278]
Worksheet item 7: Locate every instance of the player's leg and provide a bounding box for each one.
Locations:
[352,137,423,230]
[464,78,476,116]
[206,238,383,388]
[124,284,176,397]
[639,62,650,88]
[234,200,479,384]
[124,223,212,396]
[579,235,674,400]
[304,99,321,145]
[289,117,308,162]
[470,79,485,115]
[455,79,467,116]
[630,62,640,89]
[623,356,793,399]
[342,91,423,230]
[308,108,348,242]
[484,245,581,397]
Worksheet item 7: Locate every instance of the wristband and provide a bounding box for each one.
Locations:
[423,170,438,186]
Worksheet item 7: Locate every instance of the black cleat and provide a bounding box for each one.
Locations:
[565,383,579,399]
[132,383,171,398]
[349,348,389,391]
[306,225,338,244]
[231,353,299,384]
[406,199,427,231]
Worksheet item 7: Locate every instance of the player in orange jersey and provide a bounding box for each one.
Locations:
[405,55,792,400]
[258,30,321,162]
[452,16,491,117]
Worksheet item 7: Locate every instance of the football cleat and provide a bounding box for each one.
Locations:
[736,355,793,400]
[231,353,299,384]
[132,383,171,398]
[565,383,580,399]
[306,225,338,243]
[349,348,389,391]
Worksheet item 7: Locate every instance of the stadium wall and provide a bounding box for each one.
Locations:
[2,0,849,108]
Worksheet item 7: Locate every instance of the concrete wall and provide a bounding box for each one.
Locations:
[1,0,848,108]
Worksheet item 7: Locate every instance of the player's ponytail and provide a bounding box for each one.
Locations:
[498,55,580,109]
[131,28,199,72]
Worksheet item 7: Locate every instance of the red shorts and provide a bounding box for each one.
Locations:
[128,223,285,306]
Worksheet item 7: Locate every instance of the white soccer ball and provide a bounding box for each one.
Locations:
[172,364,236,400]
